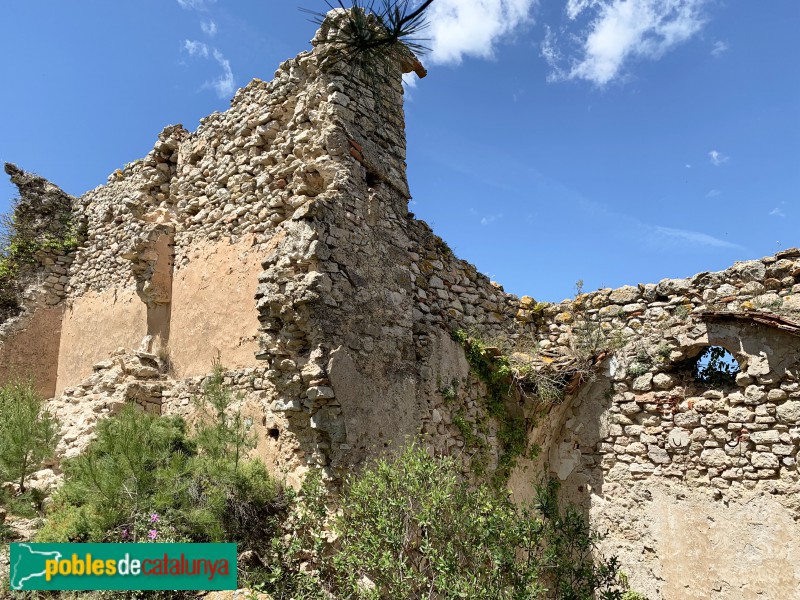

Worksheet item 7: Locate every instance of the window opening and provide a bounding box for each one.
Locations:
[690,346,740,386]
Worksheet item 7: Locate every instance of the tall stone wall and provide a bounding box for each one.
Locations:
[0,164,76,398]
[521,251,800,599]
[2,10,800,599]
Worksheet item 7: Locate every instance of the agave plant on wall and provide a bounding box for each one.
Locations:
[304,0,434,76]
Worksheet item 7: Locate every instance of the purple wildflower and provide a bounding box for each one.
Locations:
[148,529,158,540]
[150,513,160,523]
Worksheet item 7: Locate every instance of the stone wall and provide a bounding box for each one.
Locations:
[0,164,76,397]
[527,250,800,599]
[2,10,800,599]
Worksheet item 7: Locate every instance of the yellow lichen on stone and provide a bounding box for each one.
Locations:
[555,311,574,324]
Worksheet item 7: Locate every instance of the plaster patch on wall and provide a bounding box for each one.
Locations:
[169,236,263,378]
[55,289,147,395]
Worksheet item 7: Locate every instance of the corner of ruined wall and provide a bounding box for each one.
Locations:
[515,249,800,598]
[18,10,431,488]
[250,12,420,478]
[248,10,537,481]
[0,164,78,398]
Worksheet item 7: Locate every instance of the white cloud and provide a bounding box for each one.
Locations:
[544,0,707,85]
[177,0,215,10]
[711,40,728,57]
[201,20,218,37]
[541,26,563,80]
[481,213,504,225]
[424,0,538,65]
[685,163,691,168]
[183,39,209,58]
[402,72,417,101]
[182,40,236,99]
[566,0,601,19]
[705,189,721,198]
[709,149,728,166]
[209,49,235,98]
[769,206,786,218]
[652,226,741,249]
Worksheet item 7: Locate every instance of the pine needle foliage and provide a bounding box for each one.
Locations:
[192,356,256,472]
[0,379,59,495]
[51,405,192,541]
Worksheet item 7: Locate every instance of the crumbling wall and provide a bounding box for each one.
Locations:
[526,250,800,599]
[0,164,77,397]
[250,16,425,479]
[3,10,800,598]
[248,13,531,481]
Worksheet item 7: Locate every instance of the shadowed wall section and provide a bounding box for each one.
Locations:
[0,305,63,398]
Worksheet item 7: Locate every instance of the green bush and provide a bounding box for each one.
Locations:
[177,455,286,548]
[192,357,256,469]
[35,499,93,542]
[0,379,59,495]
[264,443,639,600]
[41,405,191,541]
[172,358,286,549]
[330,444,539,599]
[260,470,330,599]
[39,385,286,551]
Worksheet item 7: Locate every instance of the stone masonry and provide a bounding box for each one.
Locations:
[1,10,799,599]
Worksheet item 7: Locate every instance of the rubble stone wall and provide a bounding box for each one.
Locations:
[0,165,77,397]
[2,11,800,599]
[530,251,800,599]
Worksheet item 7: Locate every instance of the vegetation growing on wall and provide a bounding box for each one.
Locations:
[0,196,79,318]
[451,329,537,481]
[304,0,432,102]
[306,0,434,61]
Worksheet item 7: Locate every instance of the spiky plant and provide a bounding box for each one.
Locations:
[304,0,433,81]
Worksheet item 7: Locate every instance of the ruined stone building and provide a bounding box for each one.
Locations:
[1,12,799,600]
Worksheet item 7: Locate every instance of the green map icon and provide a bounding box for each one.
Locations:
[8,542,237,591]
[9,543,63,590]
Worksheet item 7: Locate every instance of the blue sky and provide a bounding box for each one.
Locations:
[1,1,797,302]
